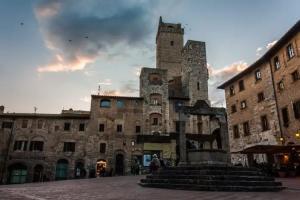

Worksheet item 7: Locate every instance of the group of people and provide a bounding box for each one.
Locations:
[149,154,167,173]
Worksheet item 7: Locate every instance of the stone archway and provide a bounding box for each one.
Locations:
[33,164,43,182]
[8,163,27,184]
[74,160,86,179]
[115,154,124,176]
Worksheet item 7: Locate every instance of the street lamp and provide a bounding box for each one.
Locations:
[295,130,300,139]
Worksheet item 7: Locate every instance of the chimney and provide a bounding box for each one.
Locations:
[0,105,4,113]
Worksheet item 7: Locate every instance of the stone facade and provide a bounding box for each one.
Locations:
[0,17,227,184]
[218,20,300,165]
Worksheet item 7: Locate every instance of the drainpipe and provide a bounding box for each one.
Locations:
[268,60,284,145]
[0,118,15,184]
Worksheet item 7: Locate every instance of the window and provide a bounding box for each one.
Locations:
[153,118,158,125]
[55,125,59,132]
[100,99,111,108]
[29,141,44,151]
[175,121,180,132]
[255,69,262,81]
[135,126,141,133]
[117,124,122,132]
[287,43,295,59]
[170,41,174,46]
[64,122,71,131]
[149,73,162,85]
[99,124,105,132]
[278,80,285,91]
[291,70,300,82]
[231,105,237,113]
[274,56,280,70]
[243,121,250,136]
[197,122,202,134]
[116,100,125,108]
[63,142,75,152]
[2,121,13,129]
[37,120,43,129]
[233,125,239,139]
[257,92,265,103]
[100,143,106,153]
[197,82,200,90]
[281,107,289,127]
[21,120,28,128]
[239,80,245,91]
[261,115,269,132]
[293,100,300,119]
[229,85,235,96]
[13,141,27,151]
[240,100,247,110]
[79,123,85,132]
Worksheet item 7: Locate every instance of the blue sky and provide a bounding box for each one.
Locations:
[0,0,299,113]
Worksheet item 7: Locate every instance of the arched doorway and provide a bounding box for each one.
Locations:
[96,159,107,177]
[8,163,27,184]
[55,159,68,180]
[115,154,124,176]
[74,161,86,179]
[33,165,43,182]
[212,128,222,149]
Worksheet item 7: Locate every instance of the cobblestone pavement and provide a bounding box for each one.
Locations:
[0,176,299,200]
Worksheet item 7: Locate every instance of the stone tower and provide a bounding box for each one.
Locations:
[182,40,209,105]
[156,17,184,80]
[139,68,169,135]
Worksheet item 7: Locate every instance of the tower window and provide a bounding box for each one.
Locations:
[170,41,174,46]
[291,70,300,82]
[240,100,247,110]
[117,124,123,132]
[197,82,200,90]
[100,99,111,108]
[287,43,295,59]
[255,69,262,81]
[233,125,239,139]
[261,115,269,132]
[274,56,280,70]
[229,85,235,96]
[257,92,265,102]
[99,124,105,132]
[281,107,289,127]
[239,80,245,91]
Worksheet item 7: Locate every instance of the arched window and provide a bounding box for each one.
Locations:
[150,94,162,105]
[148,73,162,85]
[100,99,111,108]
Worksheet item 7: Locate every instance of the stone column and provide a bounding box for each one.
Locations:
[218,115,230,164]
[178,111,188,166]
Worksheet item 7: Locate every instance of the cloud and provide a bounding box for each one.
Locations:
[256,47,263,56]
[120,80,139,94]
[266,40,278,49]
[80,96,91,103]
[208,61,248,107]
[98,79,112,86]
[35,0,155,73]
[102,90,119,96]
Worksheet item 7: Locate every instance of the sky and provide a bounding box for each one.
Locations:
[0,0,300,113]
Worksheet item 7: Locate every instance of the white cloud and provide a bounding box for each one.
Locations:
[80,96,91,103]
[256,47,263,56]
[98,79,112,86]
[266,40,278,49]
[208,61,248,107]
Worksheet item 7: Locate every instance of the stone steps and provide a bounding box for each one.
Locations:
[147,174,275,181]
[141,178,281,187]
[139,182,284,192]
[139,165,284,192]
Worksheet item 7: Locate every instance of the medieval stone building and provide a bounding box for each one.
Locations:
[218,20,300,165]
[0,17,226,184]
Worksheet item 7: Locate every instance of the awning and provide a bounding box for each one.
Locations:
[232,145,300,154]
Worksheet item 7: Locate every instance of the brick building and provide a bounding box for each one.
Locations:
[218,20,300,165]
[0,17,226,184]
